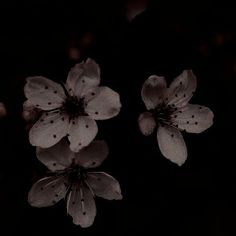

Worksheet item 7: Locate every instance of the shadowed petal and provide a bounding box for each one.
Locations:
[167,70,197,108]
[28,176,68,207]
[67,183,96,228]
[157,126,187,166]
[138,112,156,136]
[141,75,167,110]
[36,140,74,171]
[24,76,66,110]
[22,100,41,121]
[172,104,214,133]
[75,140,109,168]
[86,172,122,200]
[29,112,70,148]
[68,116,98,152]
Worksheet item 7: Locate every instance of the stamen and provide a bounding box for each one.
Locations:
[59,81,70,98]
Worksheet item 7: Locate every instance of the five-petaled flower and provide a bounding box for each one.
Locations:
[28,140,122,228]
[138,70,214,166]
[24,58,121,152]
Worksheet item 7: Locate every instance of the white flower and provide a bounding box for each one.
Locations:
[28,140,122,228]
[138,70,214,166]
[24,58,121,152]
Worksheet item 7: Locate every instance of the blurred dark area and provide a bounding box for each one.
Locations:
[0,1,235,235]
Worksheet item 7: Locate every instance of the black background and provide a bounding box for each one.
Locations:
[0,1,235,235]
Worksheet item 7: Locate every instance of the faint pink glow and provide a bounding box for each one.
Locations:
[0,102,7,118]
[68,47,81,61]
[125,0,150,22]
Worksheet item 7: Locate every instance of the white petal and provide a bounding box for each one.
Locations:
[66,58,100,98]
[75,140,109,168]
[167,70,197,108]
[28,176,67,207]
[67,183,96,228]
[29,112,70,148]
[157,126,187,166]
[86,172,122,200]
[36,140,74,171]
[138,112,156,136]
[68,116,98,152]
[172,104,214,133]
[141,75,167,110]
[24,76,66,110]
[85,86,121,120]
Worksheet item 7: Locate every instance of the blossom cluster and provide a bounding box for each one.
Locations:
[22,58,213,227]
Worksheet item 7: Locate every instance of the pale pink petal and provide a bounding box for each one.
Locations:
[67,183,96,228]
[157,126,187,166]
[167,70,197,108]
[141,75,167,110]
[171,104,214,133]
[28,176,68,207]
[66,58,100,98]
[86,172,122,200]
[24,76,66,110]
[85,86,121,120]
[29,112,70,148]
[75,140,109,168]
[36,140,74,171]
[68,116,98,152]
[138,112,156,136]
[22,100,41,121]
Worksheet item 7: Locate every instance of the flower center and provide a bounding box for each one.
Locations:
[63,96,87,119]
[66,164,86,183]
[152,104,176,126]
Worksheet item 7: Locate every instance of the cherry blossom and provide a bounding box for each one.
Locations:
[138,70,214,166]
[24,58,121,152]
[28,140,122,227]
